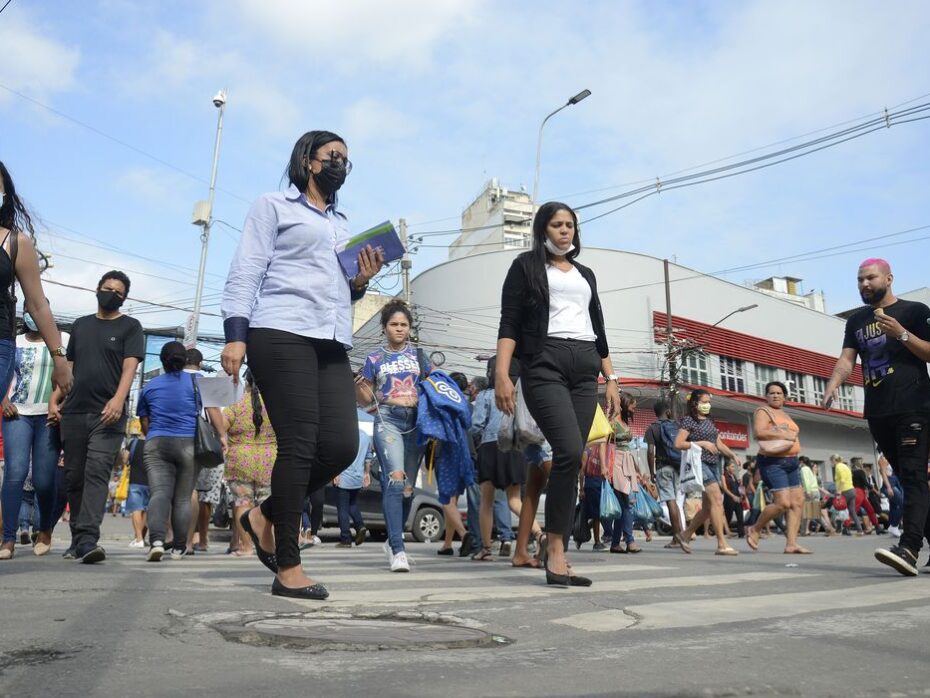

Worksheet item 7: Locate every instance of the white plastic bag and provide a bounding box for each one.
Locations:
[679,444,705,494]
[497,410,516,452]
[513,379,546,447]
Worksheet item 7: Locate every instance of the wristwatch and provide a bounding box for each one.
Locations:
[899,331,910,343]
[606,373,619,382]
[50,346,66,358]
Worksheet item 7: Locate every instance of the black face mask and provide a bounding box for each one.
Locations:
[312,160,347,197]
[97,290,125,312]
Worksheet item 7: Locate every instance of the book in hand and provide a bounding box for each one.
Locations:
[336,220,405,279]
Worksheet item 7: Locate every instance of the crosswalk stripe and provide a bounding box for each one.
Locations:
[615,579,930,631]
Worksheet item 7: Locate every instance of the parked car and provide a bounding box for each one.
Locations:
[319,457,449,542]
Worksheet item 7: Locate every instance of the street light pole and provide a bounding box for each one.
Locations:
[188,89,227,348]
[532,89,591,207]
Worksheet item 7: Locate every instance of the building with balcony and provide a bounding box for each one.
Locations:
[449,179,534,260]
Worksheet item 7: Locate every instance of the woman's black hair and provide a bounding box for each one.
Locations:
[449,372,469,393]
[244,368,263,438]
[0,161,35,240]
[159,341,187,373]
[687,389,711,420]
[524,201,582,305]
[380,299,413,329]
[764,381,789,398]
[485,356,497,390]
[284,130,346,204]
[619,391,636,424]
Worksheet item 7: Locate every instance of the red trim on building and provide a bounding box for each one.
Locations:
[653,312,863,386]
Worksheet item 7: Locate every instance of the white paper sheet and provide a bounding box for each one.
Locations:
[196,374,244,408]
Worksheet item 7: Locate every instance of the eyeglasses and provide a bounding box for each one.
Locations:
[312,150,353,174]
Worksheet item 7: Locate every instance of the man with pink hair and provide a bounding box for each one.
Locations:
[825,259,930,575]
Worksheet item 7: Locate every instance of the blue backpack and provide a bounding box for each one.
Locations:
[657,419,683,462]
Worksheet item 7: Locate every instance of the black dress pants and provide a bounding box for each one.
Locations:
[868,412,930,553]
[724,496,745,537]
[522,339,600,537]
[247,329,358,568]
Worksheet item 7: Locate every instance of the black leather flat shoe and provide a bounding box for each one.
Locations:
[240,508,278,574]
[271,577,329,600]
[546,564,593,587]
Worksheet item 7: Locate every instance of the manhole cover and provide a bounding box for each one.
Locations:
[204,611,511,652]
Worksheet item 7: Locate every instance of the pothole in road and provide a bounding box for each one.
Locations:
[0,647,78,675]
[177,610,511,653]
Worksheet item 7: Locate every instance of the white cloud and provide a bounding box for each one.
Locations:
[113,166,197,208]
[343,97,418,145]
[0,16,80,102]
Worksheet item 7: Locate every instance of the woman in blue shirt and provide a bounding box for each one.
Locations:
[220,131,383,600]
[138,342,224,562]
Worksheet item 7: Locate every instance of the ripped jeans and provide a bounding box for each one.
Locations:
[868,412,930,553]
[373,405,422,555]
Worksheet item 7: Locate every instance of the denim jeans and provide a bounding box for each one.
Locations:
[336,487,364,543]
[62,413,127,554]
[884,475,904,528]
[144,436,199,549]
[466,482,480,536]
[494,489,514,542]
[373,405,421,554]
[18,489,37,531]
[1,414,62,542]
[610,488,635,547]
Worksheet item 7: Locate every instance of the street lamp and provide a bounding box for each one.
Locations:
[532,88,591,206]
[187,89,227,349]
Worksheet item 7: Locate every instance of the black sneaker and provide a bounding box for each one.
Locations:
[459,531,475,557]
[354,526,368,547]
[874,545,919,577]
[79,546,107,564]
[62,546,76,560]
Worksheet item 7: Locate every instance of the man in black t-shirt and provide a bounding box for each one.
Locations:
[49,271,145,563]
[825,258,930,576]
[644,400,684,543]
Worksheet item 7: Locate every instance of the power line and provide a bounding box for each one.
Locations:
[42,278,222,317]
[0,0,14,15]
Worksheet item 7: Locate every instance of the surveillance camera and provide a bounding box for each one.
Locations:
[212,90,227,108]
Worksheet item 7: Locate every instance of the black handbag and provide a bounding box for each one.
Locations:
[572,500,592,546]
[192,375,224,469]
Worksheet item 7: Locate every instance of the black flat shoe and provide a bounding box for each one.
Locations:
[545,564,593,588]
[459,531,475,557]
[240,508,278,574]
[437,547,454,556]
[271,577,329,600]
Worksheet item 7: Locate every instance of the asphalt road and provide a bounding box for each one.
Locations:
[2,516,929,698]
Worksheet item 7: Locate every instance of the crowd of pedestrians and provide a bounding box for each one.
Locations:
[0,131,928,604]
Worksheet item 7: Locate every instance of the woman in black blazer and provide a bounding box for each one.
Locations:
[495,201,620,587]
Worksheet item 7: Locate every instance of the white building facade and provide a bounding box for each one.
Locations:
[449,179,534,260]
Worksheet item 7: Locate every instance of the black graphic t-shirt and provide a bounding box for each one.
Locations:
[842,299,930,418]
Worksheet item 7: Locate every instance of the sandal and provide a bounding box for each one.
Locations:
[512,559,543,569]
[626,543,642,554]
[471,547,493,561]
[673,533,692,554]
[715,547,739,556]
[534,533,548,565]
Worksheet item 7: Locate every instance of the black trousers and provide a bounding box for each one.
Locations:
[303,488,325,535]
[868,412,930,553]
[61,413,126,554]
[522,339,600,537]
[724,496,745,537]
[247,329,358,568]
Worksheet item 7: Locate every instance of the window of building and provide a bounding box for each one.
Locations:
[785,371,808,404]
[754,364,779,396]
[680,352,709,387]
[812,376,827,406]
[839,384,855,411]
[720,357,745,393]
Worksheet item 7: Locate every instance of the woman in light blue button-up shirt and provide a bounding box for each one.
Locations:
[220,130,383,600]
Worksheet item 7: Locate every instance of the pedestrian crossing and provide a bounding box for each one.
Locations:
[95,540,930,634]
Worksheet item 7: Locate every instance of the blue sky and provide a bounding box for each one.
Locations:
[1,0,928,355]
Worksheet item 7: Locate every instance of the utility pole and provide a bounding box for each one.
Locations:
[663,258,679,416]
[399,217,412,304]
[188,89,227,349]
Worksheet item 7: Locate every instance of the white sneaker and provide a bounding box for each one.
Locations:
[147,542,164,562]
[169,548,185,561]
[128,539,145,549]
[887,526,902,538]
[311,535,322,546]
[382,541,393,563]
[390,551,410,573]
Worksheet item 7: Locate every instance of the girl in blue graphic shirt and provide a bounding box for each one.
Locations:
[355,300,426,573]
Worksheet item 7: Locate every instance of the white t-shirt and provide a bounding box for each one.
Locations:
[546,265,596,341]
[9,332,70,416]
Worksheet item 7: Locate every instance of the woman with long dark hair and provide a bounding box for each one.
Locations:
[608,392,642,554]
[496,201,620,587]
[138,342,224,562]
[673,389,741,555]
[221,131,383,599]
[223,369,276,557]
[0,162,73,561]
[355,300,426,573]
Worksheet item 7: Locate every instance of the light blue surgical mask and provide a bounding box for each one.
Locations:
[23,312,38,332]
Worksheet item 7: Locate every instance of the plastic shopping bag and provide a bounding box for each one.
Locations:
[632,489,653,526]
[600,482,623,520]
[514,380,546,447]
[641,488,664,520]
[679,445,705,494]
[497,410,515,452]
